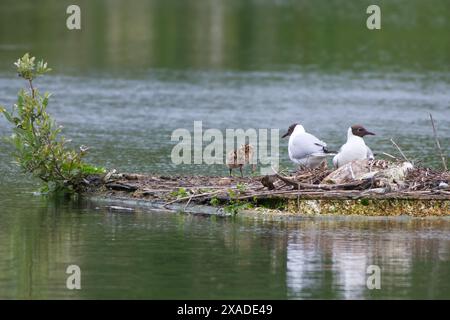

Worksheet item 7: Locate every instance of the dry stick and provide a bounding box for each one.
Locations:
[183,196,193,211]
[276,172,371,190]
[429,113,448,171]
[233,189,314,200]
[390,138,409,162]
[233,188,385,201]
[271,165,372,191]
[142,186,228,194]
[382,152,399,160]
[141,188,178,194]
[163,190,222,207]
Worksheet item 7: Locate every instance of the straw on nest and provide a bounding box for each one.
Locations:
[292,166,332,184]
[274,159,449,193]
[405,167,450,191]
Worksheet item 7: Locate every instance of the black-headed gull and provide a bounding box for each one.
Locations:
[282,123,333,169]
[333,125,375,168]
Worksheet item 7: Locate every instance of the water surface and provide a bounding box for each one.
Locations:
[0,0,449,299]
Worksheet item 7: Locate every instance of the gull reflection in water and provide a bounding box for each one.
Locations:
[283,219,450,299]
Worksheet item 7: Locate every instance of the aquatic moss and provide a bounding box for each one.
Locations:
[286,199,450,216]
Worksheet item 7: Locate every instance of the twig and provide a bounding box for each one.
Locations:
[183,196,193,211]
[163,190,222,207]
[275,172,372,190]
[232,189,311,200]
[106,183,138,191]
[429,113,448,171]
[382,152,399,160]
[390,138,409,162]
[141,188,177,194]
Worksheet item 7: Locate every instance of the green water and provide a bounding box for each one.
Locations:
[0,0,449,299]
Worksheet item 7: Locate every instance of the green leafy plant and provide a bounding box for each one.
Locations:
[223,187,253,215]
[236,182,247,192]
[210,196,220,207]
[170,187,189,198]
[224,201,253,215]
[0,53,105,193]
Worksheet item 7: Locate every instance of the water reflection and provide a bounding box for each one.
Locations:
[1,193,449,299]
[0,194,89,299]
[1,0,450,72]
[286,219,450,299]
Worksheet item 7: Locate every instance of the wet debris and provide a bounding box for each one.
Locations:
[87,159,449,216]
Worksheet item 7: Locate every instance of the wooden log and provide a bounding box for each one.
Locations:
[105,183,138,191]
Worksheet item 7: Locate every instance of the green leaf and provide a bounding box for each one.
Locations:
[42,94,51,108]
[1,107,14,124]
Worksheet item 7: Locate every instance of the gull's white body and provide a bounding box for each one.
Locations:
[333,127,374,168]
[288,125,329,169]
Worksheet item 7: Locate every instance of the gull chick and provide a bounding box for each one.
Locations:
[333,124,375,168]
[282,123,333,169]
[226,144,256,177]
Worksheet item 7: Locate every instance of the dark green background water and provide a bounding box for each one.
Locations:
[0,0,449,299]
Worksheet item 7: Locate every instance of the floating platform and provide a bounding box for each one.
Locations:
[86,168,450,217]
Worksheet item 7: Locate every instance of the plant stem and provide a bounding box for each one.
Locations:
[429,113,448,171]
[390,138,409,162]
[28,79,35,98]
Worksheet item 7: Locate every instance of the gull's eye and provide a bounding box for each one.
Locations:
[358,128,363,131]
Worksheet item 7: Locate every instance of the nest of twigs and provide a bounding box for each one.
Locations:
[274,159,450,193]
[100,160,449,211]
[405,167,450,191]
[292,166,333,184]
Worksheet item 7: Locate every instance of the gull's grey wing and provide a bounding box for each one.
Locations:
[290,132,327,160]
